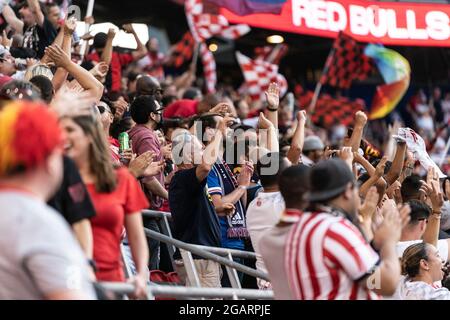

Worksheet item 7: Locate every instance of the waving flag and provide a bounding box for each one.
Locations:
[364,44,411,120]
[320,32,374,89]
[205,0,287,15]
[254,43,288,64]
[168,32,196,68]
[397,127,445,178]
[236,51,287,101]
[185,0,250,93]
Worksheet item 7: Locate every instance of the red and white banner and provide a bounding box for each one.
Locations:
[222,0,450,47]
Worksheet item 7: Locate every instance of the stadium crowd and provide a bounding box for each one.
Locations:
[2,0,450,300]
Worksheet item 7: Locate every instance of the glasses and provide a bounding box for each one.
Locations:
[97,105,111,115]
[153,108,164,115]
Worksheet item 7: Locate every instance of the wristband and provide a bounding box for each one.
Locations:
[267,107,278,112]
[88,259,97,272]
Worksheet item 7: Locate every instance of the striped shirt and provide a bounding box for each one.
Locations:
[285,210,380,300]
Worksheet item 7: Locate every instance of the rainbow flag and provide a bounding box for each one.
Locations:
[364,44,410,120]
[205,0,286,15]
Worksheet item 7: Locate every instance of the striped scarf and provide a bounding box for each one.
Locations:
[212,160,249,239]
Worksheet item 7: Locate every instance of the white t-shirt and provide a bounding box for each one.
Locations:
[0,192,96,300]
[396,240,449,262]
[392,276,450,300]
[259,224,294,299]
[246,191,285,288]
[301,155,314,166]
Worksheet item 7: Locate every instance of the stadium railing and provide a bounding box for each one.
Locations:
[97,282,274,300]
[101,210,274,300]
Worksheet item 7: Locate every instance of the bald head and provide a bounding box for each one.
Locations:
[136,75,162,102]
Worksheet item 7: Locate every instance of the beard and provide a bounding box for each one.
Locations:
[155,118,164,130]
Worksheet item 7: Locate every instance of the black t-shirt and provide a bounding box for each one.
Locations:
[23,18,57,59]
[47,156,96,225]
[434,99,444,124]
[168,167,221,259]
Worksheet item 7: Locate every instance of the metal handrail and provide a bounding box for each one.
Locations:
[97,282,274,300]
[144,228,270,281]
[192,244,257,260]
[142,210,172,220]
[142,210,257,260]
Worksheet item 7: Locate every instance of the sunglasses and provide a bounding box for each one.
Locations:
[97,105,111,114]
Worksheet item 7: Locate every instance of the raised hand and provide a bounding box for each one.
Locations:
[91,61,109,80]
[161,143,172,160]
[339,146,354,169]
[372,203,410,249]
[265,82,280,110]
[237,160,253,188]
[354,111,368,127]
[297,110,307,123]
[209,102,230,116]
[45,44,71,68]
[445,179,450,201]
[427,167,444,211]
[258,112,274,130]
[80,32,94,41]
[64,17,77,36]
[49,86,97,117]
[359,186,379,223]
[386,180,401,200]
[112,97,129,120]
[1,30,11,48]
[107,28,116,40]
[128,151,164,178]
[26,58,38,69]
[122,24,135,34]
[374,156,388,178]
[323,146,335,159]
[84,16,95,25]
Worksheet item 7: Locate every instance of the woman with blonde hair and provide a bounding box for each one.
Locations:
[60,111,150,298]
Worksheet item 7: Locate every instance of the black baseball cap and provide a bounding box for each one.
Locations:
[308,158,356,202]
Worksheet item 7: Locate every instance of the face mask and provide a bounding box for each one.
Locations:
[155,117,164,130]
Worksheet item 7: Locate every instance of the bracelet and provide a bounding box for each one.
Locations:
[267,107,278,112]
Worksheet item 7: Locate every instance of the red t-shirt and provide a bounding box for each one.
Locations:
[86,167,149,282]
[109,137,121,165]
[163,99,199,118]
[87,51,134,93]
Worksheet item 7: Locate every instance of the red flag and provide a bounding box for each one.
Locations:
[320,32,373,89]
[185,0,250,93]
[236,51,287,101]
[168,32,196,68]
